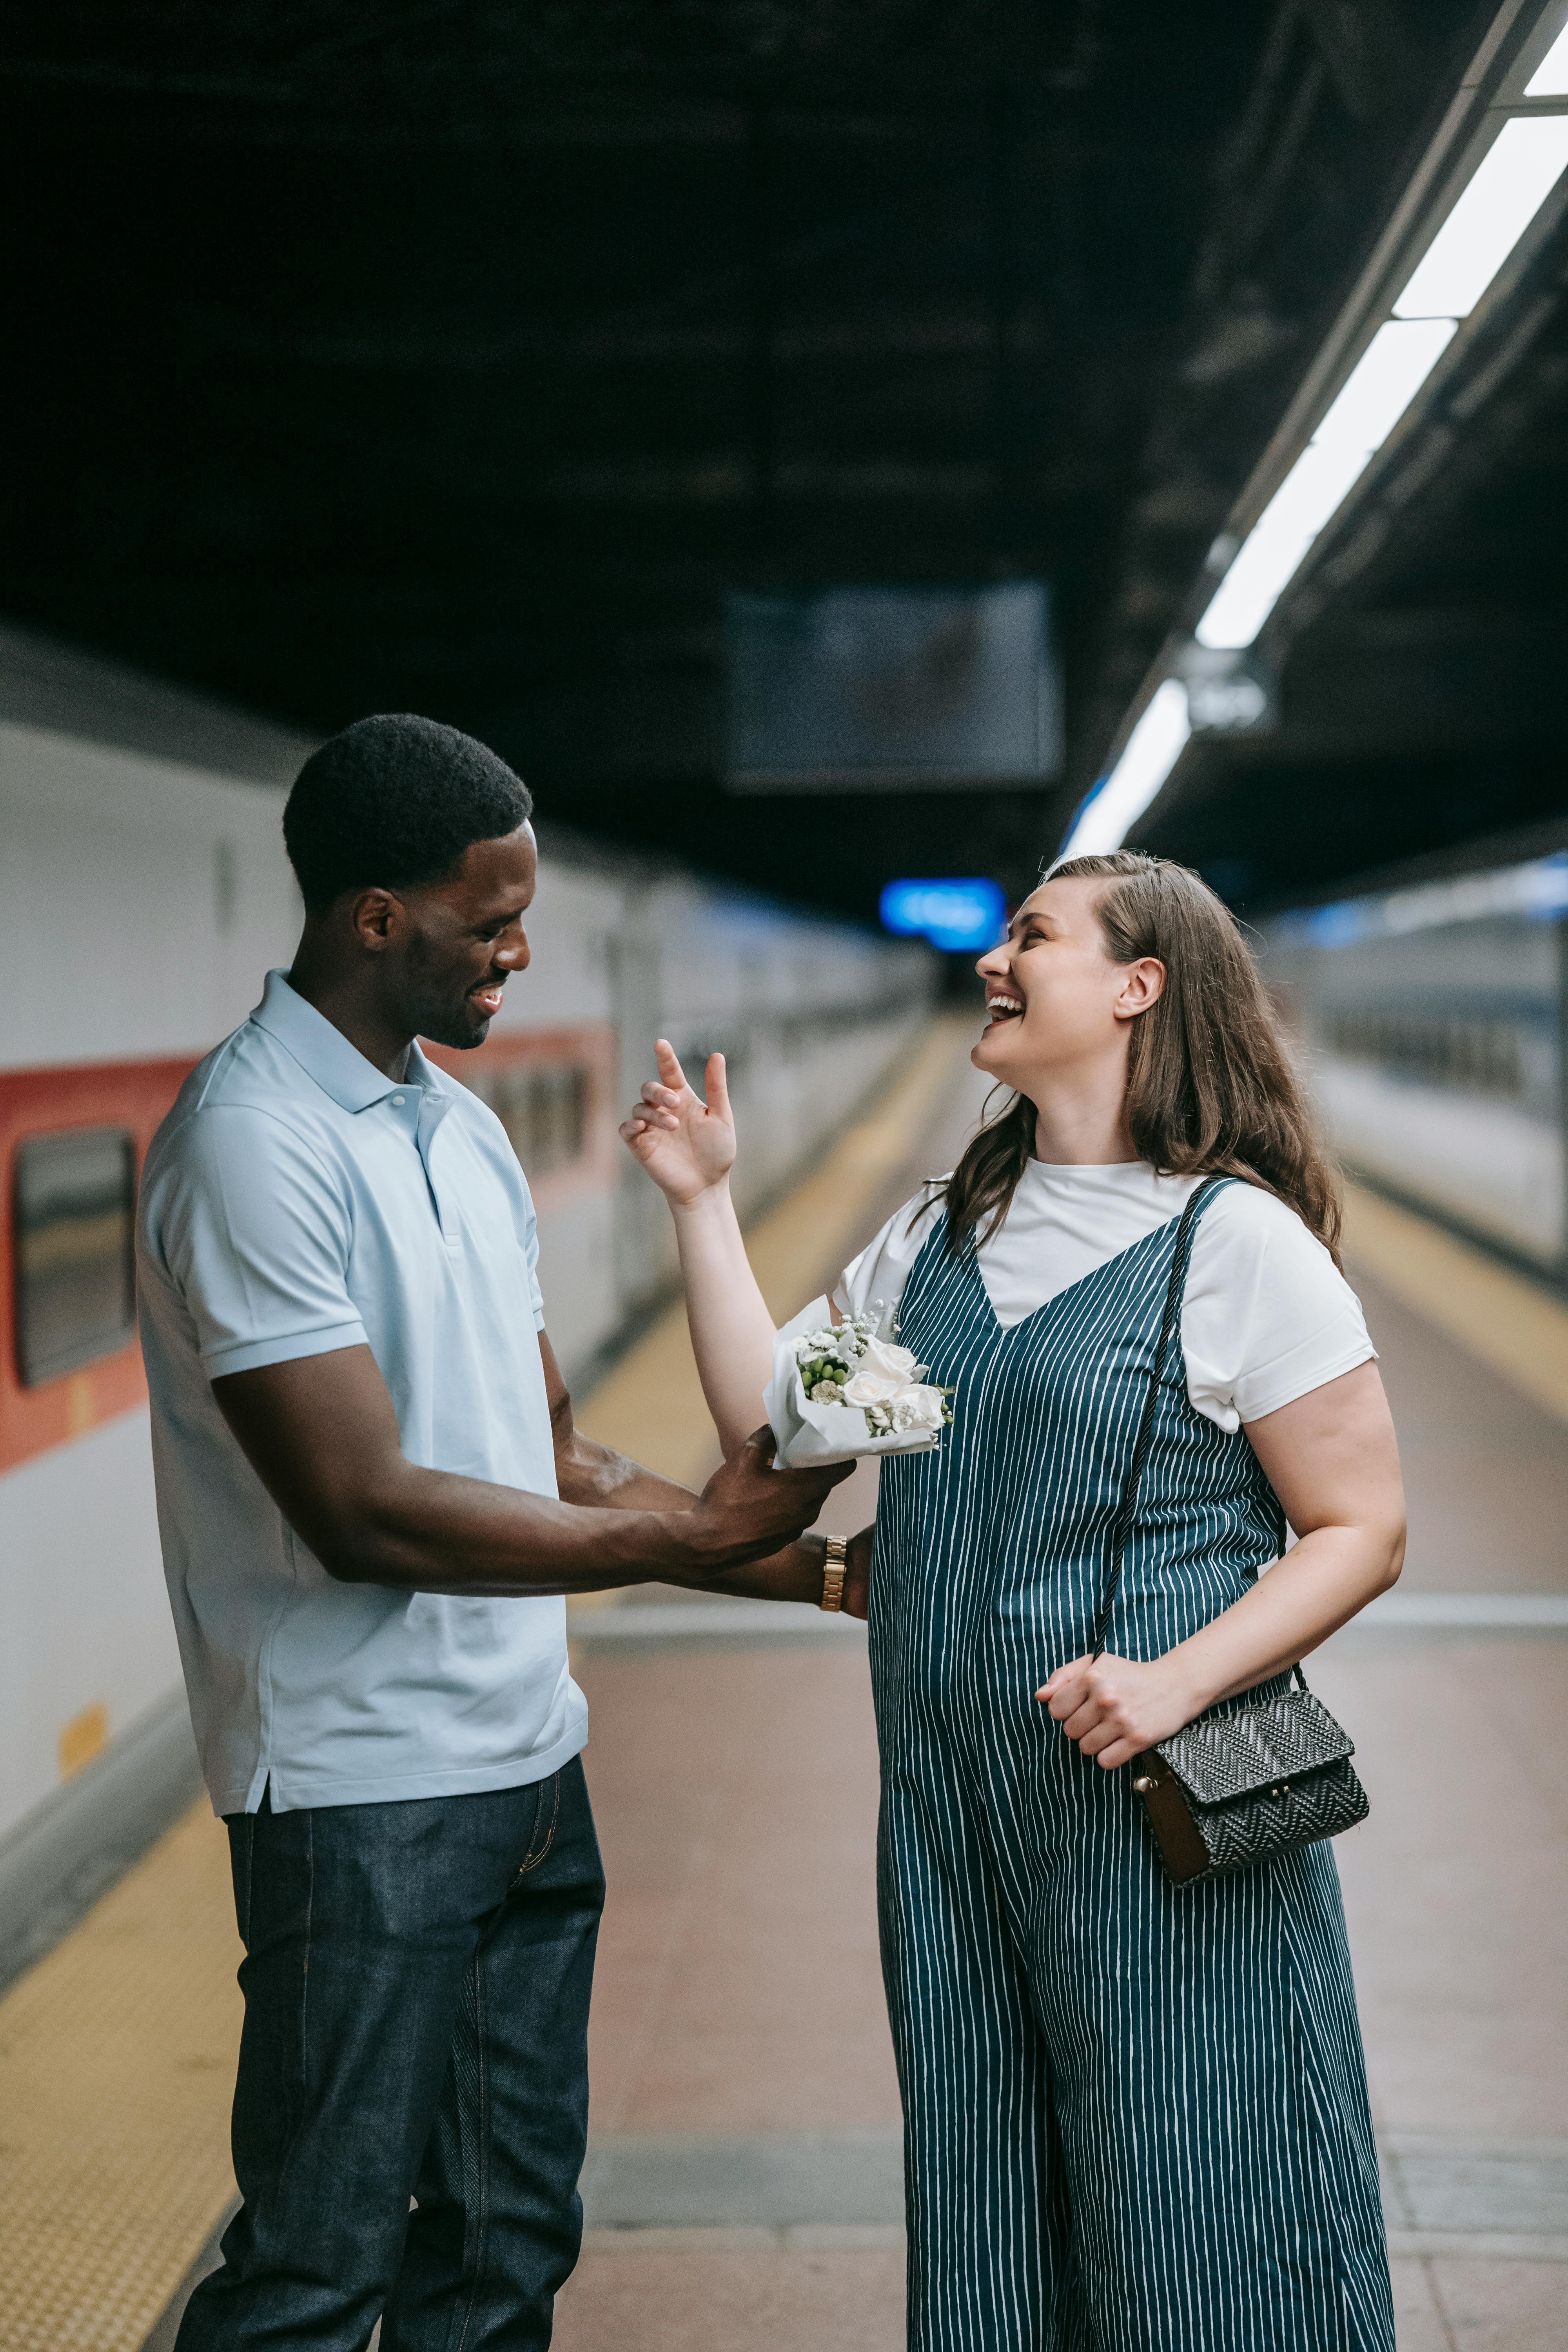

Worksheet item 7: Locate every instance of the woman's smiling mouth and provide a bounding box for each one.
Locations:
[985,991,1024,1024]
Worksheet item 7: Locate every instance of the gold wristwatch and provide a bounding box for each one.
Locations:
[819,1534,847,1613]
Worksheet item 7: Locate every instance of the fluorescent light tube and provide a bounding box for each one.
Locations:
[1311,317,1457,451]
[1394,114,1568,319]
[1195,439,1372,650]
[1524,24,1568,95]
[1063,680,1190,855]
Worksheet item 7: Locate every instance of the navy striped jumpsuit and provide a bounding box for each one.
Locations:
[870,1189,1394,2352]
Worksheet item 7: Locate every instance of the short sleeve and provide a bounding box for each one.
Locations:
[144,1105,368,1378]
[1181,1186,1375,1432]
[829,1189,944,1336]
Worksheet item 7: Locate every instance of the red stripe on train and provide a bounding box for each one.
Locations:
[0,1058,194,1475]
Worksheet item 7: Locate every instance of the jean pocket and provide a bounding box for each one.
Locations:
[515,1770,562,1879]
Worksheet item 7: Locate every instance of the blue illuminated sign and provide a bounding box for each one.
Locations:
[880,877,1006,953]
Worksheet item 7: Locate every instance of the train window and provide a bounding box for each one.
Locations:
[13,1127,137,1386]
[481,1064,590,1180]
[1326,1012,1525,1099]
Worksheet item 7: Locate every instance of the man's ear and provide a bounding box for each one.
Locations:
[1115,956,1166,1021]
[347,887,403,953]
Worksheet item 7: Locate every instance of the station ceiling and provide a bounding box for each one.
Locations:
[4,0,1553,922]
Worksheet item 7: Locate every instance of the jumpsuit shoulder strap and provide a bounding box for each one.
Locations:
[1087,1173,1236,1661]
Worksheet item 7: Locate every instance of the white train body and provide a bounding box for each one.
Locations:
[1260,851,1568,1271]
[0,647,932,1866]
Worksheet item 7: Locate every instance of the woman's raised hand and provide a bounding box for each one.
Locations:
[619,1038,737,1206]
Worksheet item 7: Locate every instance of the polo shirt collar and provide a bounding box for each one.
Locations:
[251,969,452,1114]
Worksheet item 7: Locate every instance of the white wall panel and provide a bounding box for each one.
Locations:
[0,1408,180,1844]
[0,721,300,1069]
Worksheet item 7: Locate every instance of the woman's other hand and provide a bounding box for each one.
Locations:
[619,1038,735,1206]
[1036,1650,1201,1771]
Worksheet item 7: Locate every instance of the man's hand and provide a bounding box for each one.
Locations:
[1036,1650,1203,1771]
[688,1428,853,1570]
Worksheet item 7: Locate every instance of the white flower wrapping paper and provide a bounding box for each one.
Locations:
[764,1295,952,1468]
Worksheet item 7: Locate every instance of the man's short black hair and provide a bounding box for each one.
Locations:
[283,714,534,915]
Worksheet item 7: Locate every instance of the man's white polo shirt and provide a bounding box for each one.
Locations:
[136,969,587,1816]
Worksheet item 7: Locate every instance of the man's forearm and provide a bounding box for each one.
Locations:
[214,1343,846,1601]
[321,1456,743,1595]
[677,1533,828,1603]
[555,1427,701,1516]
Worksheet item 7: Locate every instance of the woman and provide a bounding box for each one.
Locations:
[621,851,1403,2352]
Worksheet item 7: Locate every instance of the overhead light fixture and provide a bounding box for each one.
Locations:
[1196,319,1455,649]
[1525,23,1568,95]
[1073,0,1568,854]
[1310,316,1459,448]
[1394,114,1568,318]
[1061,680,1190,857]
[1194,112,1568,653]
[1196,441,1374,650]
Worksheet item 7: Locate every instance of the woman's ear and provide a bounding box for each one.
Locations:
[1114,956,1166,1022]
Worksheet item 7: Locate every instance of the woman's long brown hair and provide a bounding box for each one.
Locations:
[938,850,1342,1263]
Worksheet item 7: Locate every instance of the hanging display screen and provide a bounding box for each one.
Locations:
[725,583,1060,791]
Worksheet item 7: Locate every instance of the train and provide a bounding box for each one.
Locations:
[0,626,933,1934]
[1260,842,1568,1274]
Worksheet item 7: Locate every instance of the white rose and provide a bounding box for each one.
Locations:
[897,1383,947,1431]
[842,1336,924,1405]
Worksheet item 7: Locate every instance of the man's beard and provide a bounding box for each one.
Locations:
[416,999,491,1050]
[400,930,497,1051]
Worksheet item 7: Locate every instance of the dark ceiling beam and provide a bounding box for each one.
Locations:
[747,98,778,532]
[0,85,1053,150]
[283,0,487,74]
[492,457,1001,504]
[174,313,1022,368]
[1296,0,1408,125]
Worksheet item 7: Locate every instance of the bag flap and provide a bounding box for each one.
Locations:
[1155,1690,1355,1805]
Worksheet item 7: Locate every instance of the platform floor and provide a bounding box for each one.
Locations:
[0,1016,1563,2352]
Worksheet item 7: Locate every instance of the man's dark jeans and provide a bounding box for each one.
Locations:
[176,1760,603,2352]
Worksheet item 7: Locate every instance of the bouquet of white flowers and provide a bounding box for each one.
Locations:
[765,1300,953,1468]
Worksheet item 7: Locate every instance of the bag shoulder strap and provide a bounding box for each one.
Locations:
[1089,1174,1300,1670]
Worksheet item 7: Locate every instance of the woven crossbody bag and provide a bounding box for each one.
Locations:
[1089,1178,1369,1887]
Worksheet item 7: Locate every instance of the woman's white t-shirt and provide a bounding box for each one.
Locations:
[830,1161,1373,1434]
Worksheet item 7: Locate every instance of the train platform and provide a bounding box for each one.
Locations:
[0,1017,1564,2352]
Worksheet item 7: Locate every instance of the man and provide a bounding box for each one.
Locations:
[137,714,847,2350]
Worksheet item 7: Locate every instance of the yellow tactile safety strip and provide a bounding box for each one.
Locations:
[1340,1180,1568,1428]
[573,1016,977,1495]
[0,1802,242,2352]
